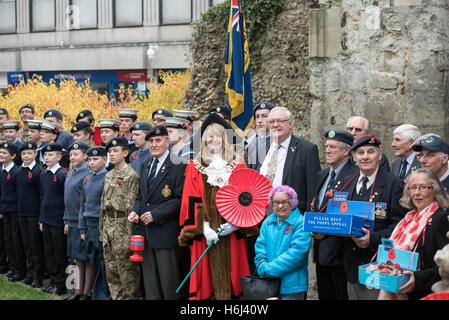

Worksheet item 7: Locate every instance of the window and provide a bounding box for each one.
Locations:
[31,0,56,32]
[0,0,16,34]
[114,0,142,27]
[161,0,191,25]
[69,0,97,29]
[210,0,225,6]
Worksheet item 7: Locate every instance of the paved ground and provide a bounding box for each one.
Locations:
[307,250,318,300]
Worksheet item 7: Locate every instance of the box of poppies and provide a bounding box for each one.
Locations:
[358,238,419,293]
[303,192,375,237]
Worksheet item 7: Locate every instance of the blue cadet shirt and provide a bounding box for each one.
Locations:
[56,130,75,151]
[78,168,108,234]
[17,160,44,217]
[0,162,19,213]
[129,147,150,177]
[40,164,67,228]
[63,163,89,227]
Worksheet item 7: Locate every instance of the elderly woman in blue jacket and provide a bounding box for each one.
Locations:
[254,185,312,300]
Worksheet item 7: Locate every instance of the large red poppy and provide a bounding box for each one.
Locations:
[216,168,272,228]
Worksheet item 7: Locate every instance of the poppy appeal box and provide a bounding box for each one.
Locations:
[359,238,419,293]
[303,192,375,237]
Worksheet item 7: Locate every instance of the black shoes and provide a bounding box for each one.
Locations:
[65,293,81,301]
[80,294,92,301]
[8,273,25,282]
[31,278,43,288]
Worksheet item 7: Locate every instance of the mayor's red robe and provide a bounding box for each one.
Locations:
[179,158,251,300]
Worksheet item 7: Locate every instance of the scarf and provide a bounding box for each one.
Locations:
[378,201,439,300]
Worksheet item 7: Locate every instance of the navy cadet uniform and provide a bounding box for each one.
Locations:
[26,120,46,165]
[2,121,23,166]
[79,146,111,300]
[40,143,68,295]
[40,120,70,170]
[173,109,198,159]
[71,121,96,147]
[0,109,9,275]
[310,130,358,300]
[165,117,193,160]
[16,141,46,288]
[129,121,152,177]
[97,119,121,171]
[118,109,139,163]
[0,142,27,282]
[43,109,74,151]
[341,136,407,300]
[132,126,186,300]
[64,142,90,265]
[411,135,449,191]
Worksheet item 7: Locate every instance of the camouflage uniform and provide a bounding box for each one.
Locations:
[18,127,29,143]
[100,164,141,300]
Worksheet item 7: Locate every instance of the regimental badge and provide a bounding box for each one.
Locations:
[93,150,98,156]
[73,127,78,132]
[112,140,117,145]
[79,113,84,118]
[162,184,171,198]
[328,130,336,139]
[74,144,79,149]
[135,124,140,129]
[48,111,53,116]
[28,143,32,148]
[47,146,51,151]
[158,109,163,114]
[3,143,7,148]
[156,129,161,135]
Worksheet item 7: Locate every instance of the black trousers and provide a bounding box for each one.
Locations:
[18,215,45,280]
[315,262,349,300]
[0,219,8,271]
[42,223,67,289]
[2,212,26,276]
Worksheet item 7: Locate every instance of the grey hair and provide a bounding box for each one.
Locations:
[393,124,421,142]
[400,168,449,210]
[268,107,292,121]
[346,116,370,131]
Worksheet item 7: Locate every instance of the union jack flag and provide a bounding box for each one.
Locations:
[225,0,254,135]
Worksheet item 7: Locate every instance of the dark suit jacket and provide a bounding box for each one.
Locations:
[246,134,271,170]
[311,160,359,266]
[391,153,420,179]
[132,152,186,248]
[257,134,321,214]
[342,167,408,283]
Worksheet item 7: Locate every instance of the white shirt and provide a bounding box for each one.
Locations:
[2,161,14,173]
[148,149,169,178]
[260,134,292,187]
[440,166,449,183]
[22,160,36,170]
[356,167,379,195]
[47,163,61,174]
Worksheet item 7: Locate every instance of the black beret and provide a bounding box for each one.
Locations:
[152,109,173,118]
[208,105,232,120]
[76,109,93,122]
[0,108,9,116]
[19,141,37,152]
[44,109,63,120]
[42,143,63,154]
[106,136,129,151]
[130,121,152,132]
[412,135,449,155]
[19,103,35,113]
[68,142,89,152]
[145,125,168,141]
[325,129,354,146]
[253,102,275,117]
[71,121,91,133]
[351,135,381,151]
[0,142,18,155]
[87,146,107,157]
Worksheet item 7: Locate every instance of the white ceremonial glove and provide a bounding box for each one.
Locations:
[203,221,219,246]
[218,222,239,237]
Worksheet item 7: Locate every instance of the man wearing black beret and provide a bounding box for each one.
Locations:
[340,135,407,300]
[129,125,186,300]
[310,129,358,300]
[151,109,173,126]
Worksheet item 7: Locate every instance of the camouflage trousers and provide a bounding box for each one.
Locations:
[102,215,140,300]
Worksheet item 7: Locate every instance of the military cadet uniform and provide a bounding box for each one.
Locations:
[165,117,193,160]
[40,120,70,170]
[129,121,152,177]
[0,108,9,142]
[44,109,74,151]
[151,108,173,126]
[16,141,46,288]
[71,121,96,147]
[100,136,141,300]
[79,146,111,300]
[118,109,139,163]
[18,103,36,143]
[97,119,121,171]
[2,121,23,166]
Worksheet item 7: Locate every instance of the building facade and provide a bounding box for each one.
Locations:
[0,0,225,95]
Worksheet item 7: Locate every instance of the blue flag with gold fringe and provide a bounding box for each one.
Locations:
[225,0,254,135]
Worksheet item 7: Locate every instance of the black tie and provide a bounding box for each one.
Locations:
[147,158,159,191]
[327,170,336,191]
[399,159,408,179]
[359,176,369,196]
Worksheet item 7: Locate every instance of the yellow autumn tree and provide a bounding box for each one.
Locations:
[0,70,191,131]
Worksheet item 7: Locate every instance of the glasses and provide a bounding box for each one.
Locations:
[152,118,165,123]
[409,185,434,192]
[346,127,363,133]
[272,200,290,207]
[268,119,289,125]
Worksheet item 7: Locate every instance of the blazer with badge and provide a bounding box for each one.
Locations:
[341,167,408,283]
[391,154,420,179]
[256,134,321,213]
[132,152,186,248]
[311,160,359,267]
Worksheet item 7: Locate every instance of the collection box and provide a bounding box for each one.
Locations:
[358,238,419,293]
[303,192,375,237]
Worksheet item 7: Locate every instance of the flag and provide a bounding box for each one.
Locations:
[225,0,254,135]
